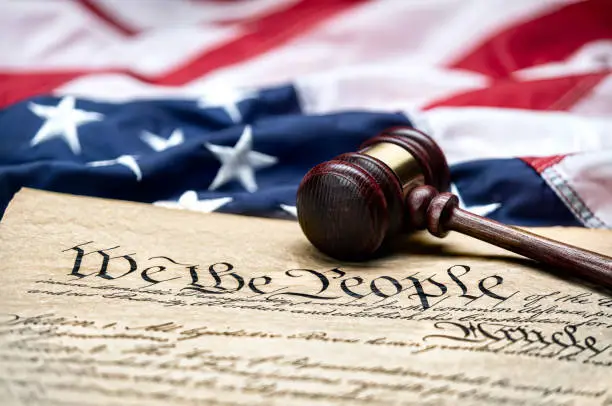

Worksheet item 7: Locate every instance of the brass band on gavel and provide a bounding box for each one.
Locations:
[361,142,424,194]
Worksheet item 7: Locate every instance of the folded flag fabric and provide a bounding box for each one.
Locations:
[1,0,611,229]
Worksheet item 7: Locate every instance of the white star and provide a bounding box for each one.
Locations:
[87,155,142,181]
[197,87,257,123]
[205,125,277,193]
[280,204,297,217]
[140,128,184,151]
[28,96,104,155]
[154,191,232,213]
[451,183,501,217]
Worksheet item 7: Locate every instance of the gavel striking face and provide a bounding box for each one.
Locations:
[296,127,612,289]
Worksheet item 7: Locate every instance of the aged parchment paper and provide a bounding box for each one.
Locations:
[0,189,611,405]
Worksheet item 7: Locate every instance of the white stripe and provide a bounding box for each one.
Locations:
[55,73,223,100]
[0,0,122,65]
[295,65,487,114]
[5,25,239,75]
[570,73,612,117]
[0,1,240,74]
[542,152,612,228]
[88,0,300,30]
[93,26,239,75]
[416,107,612,165]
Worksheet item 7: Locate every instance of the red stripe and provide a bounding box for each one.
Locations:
[424,72,610,111]
[0,71,91,108]
[159,0,368,86]
[450,0,612,78]
[521,155,567,173]
[0,68,147,108]
[78,0,138,37]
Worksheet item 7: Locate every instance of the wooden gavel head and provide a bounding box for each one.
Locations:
[296,126,451,260]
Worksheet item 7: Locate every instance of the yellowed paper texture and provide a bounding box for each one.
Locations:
[0,189,611,405]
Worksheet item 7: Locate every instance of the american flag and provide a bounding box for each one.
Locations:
[1,0,611,229]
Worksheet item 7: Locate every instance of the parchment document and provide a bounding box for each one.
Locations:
[1,189,611,406]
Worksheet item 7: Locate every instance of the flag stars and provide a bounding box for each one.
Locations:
[154,191,232,213]
[87,155,143,181]
[205,125,278,193]
[280,204,297,217]
[451,183,501,216]
[28,96,104,155]
[140,128,184,151]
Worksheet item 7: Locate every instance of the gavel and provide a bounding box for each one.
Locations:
[296,127,612,288]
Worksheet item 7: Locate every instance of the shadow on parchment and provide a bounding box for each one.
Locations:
[289,231,612,297]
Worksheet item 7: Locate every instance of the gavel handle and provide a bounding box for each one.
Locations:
[449,208,612,288]
[408,186,612,289]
